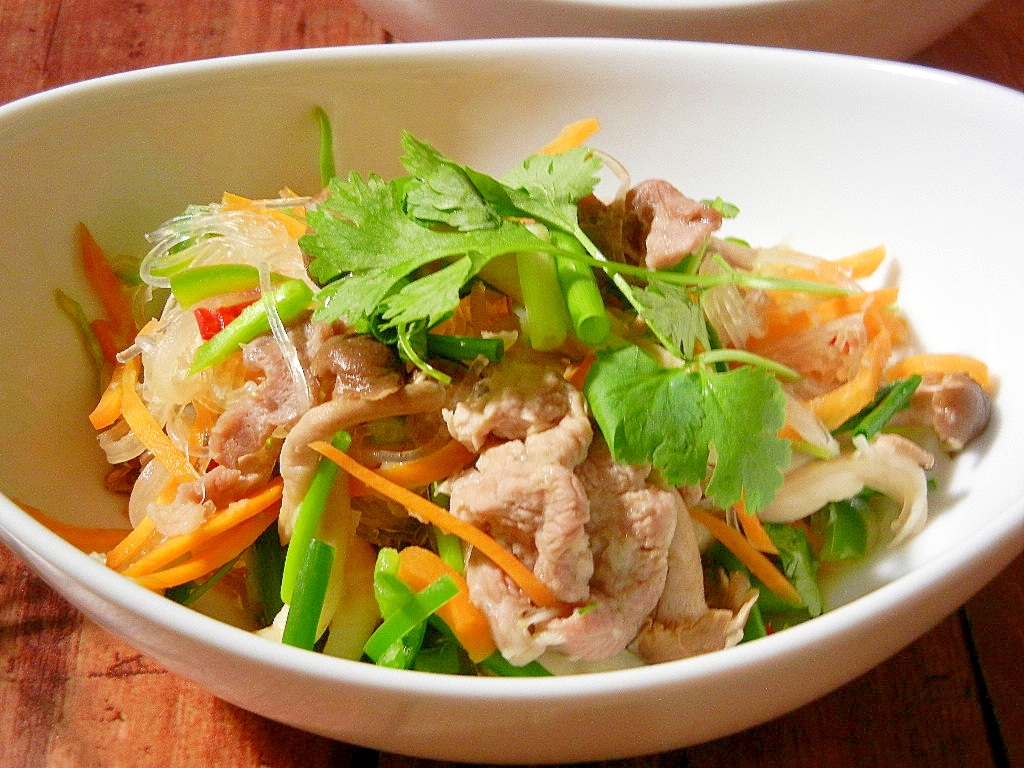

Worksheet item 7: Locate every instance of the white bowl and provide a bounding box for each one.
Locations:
[354,0,990,59]
[1,39,1023,763]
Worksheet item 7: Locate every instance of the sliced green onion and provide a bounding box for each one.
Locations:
[54,288,106,375]
[517,251,570,351]
[478,651,553,677]
[363,574,459,664]
[313,106,336,187]
[426,334,504,364]
[165,554,242,607]
[815,497,869,562]
[847,375,922,440]
[250,522,287,626]
[282,538,337,650]
[555,256,610,346]
[280,431,351,605]
[413,635,465,675]
[188,278,313,375]
[432,527,465,574]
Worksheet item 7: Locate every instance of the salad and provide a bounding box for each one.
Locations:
[48,116,993,675]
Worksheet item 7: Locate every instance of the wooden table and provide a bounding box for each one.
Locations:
[2,2,1023,765]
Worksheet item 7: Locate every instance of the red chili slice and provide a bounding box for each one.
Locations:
[193,300,256,340]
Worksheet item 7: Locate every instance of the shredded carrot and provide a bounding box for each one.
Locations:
[119,356,199,483]
[751,287,899,350]
[885,353,992,393]
[397,546,497,662]
[432,283,515,337]
[809,330,892,430]
[309,440,564,610]
[121,478,283,578]
[77,222,136,348]
[105,515,159,570]
[831,245,887,280]
[187,400,220,459]
[131,503,280,591]
[349,440,476,498]
[690,507,802,606]
[564,354,596,391]
[17,501,131,554]
[221,192,307,241]
[734,496,778,555]
[811,287,899,328]
[538,117,601,155]
[89,363,124,429]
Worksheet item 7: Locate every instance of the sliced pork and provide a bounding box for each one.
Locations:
[578,179,723,271]
[444,353,679,664]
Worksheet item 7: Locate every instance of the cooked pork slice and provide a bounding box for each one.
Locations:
[448,362,681,665]
[889,371,992,452]
[578,179,723,270]
[533,440,679,661]
[209,321,332,472]
[444,352,583,453]
[277,375,445,539]
[633,503,758,663]
[311,333,406,401]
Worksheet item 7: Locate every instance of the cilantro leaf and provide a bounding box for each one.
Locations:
[500,147,603,234]
[400,132,500,231]
[632,283,710,358]
[584,345,789,512]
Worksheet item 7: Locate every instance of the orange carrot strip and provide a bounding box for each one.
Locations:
[131,503,280,591]
[539,117,601,155]
[397,546,497,662]
[689,507,802,606]
[885,353,992,393]
[809,330,892,430]
[349,440,476,498]
[78,222,136,344]
[119,356,199,483]
[122,478,283,578]
[221,192,307,241]
[831,245,886,280]
[564,354,596,391]
[734,496,778,555]
[17,501,131,554]
[310,440,563,610]
[810,287,899,328]
[105,515,159,570]
[89,363,124,429]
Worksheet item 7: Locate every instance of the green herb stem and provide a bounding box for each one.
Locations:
[281,431,352,605]
[313,106,336,187]
[697,348,802,381]
[188,278,313,375]
[282,538,337,650]
[363,574,459,665]
[517,251,570,351]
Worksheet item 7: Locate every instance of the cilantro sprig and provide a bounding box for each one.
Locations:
[584,345,790,513]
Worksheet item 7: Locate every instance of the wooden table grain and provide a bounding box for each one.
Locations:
[2,1,1023,766]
